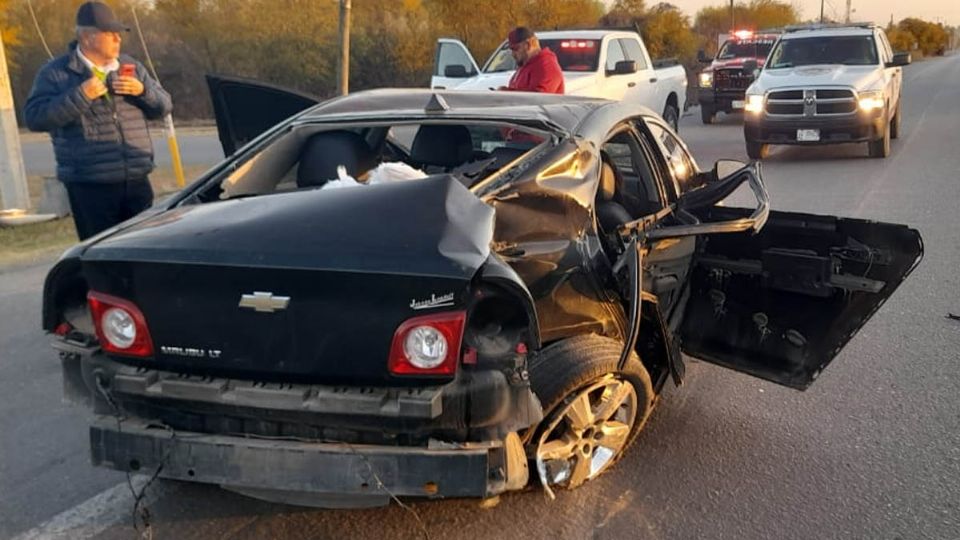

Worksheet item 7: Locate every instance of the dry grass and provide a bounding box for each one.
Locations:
[0,165,211,268]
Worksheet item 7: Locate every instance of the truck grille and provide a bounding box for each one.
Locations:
[765,88,857,117]
[714,69,753,91]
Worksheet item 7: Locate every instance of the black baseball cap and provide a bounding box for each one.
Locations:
[76,2,130,32]
[508,27,536,46]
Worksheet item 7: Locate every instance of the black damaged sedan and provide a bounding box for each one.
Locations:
[43,78,922,507]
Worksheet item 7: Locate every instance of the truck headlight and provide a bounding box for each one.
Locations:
[858,91,885,112]
[745,94,764,114]
[699,72,713,88]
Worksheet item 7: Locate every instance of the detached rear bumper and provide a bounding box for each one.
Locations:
[91,416,522,500]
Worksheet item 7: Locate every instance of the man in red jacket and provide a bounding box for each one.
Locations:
[502,27,565,94]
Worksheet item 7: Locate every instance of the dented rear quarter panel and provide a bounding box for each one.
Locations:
[480,139,628,347]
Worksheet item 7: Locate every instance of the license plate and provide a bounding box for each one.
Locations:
[797,129,820,142]
[732,100,745,109]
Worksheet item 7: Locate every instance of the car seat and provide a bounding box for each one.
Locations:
[409,125,474,170]
[297,130,376,189]
[596,161,634,236]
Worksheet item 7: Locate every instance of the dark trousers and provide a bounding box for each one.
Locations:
[65,178,154,240]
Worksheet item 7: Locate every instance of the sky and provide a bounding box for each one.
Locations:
[603,0,960,27]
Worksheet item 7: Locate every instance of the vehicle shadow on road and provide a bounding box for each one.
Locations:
[763,143,874,162]
[706,112,746,126]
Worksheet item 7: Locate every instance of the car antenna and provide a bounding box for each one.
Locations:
[425,93,450,113]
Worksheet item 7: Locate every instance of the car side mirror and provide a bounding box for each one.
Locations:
[742,59,759,76]
[609,60,637,76]
[684,159,747,200]
[713,159,747,181]
[886,52,911,67]
[444,65,472,78]
[697,49,711,64]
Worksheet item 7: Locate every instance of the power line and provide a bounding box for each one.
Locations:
[26,0,54,59]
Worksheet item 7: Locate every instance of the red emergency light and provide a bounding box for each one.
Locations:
[560,41,595,49]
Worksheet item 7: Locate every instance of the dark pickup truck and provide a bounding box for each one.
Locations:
[43,78,922,507]
[697,32,779,124]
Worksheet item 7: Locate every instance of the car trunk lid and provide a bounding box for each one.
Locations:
[82,176,494,385]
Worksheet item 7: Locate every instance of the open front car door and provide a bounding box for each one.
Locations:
[431,38,481,89]
[680,205,922,390]
[622,161,923,390]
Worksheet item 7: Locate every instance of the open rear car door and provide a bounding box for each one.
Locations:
[680,206,922,390]
[206,74,319,156]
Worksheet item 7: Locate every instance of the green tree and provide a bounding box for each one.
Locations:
[885,23,915,53]
[1,0,21,67]
[639,3,698,61]
[897,18,949,56]
[599,0,646,27]
[426,0,604,70]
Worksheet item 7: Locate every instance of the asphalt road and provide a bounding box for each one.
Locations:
[19,129,223,177]
[2,55,959,540]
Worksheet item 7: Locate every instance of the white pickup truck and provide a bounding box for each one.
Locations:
[431,30,688,130]
[742,24,911,159]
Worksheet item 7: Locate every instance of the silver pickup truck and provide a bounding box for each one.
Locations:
[742,24,911,159]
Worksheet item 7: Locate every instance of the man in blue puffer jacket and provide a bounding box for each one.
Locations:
[25,1,172,240]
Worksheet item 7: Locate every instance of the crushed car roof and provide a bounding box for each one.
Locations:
[301,89,659,141]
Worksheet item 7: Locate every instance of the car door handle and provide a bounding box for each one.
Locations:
[627,82,636,88]
[649,77,658,83]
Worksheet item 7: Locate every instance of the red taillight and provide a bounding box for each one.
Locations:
[388,311,466,376]
[87,291,154,358]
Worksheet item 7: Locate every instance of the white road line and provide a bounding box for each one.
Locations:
[11,476,175,540]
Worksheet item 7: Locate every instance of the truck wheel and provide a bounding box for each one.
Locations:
[890,102,901,139]
[868,121,891,158]
[700,105,716,125]
[528,335,654,492]
[662,104,680,132]
[745,139,770,160]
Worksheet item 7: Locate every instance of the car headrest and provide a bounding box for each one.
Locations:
[489,146,526,167]
[599,161,618,202]
[410,125,473,168]
[297,130,375,188]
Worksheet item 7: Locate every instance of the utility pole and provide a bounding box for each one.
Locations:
[730,0,735,31]
[0,37,29,211]
[820,0,825,23]
[845,0,852,23]
[337,0,351,96]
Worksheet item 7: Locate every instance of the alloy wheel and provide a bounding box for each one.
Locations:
[534,376,638,493]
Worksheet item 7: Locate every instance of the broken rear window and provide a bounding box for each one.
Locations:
[200,121,547,201]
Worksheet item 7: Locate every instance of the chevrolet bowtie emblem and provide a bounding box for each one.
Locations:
[239,292,290,313]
